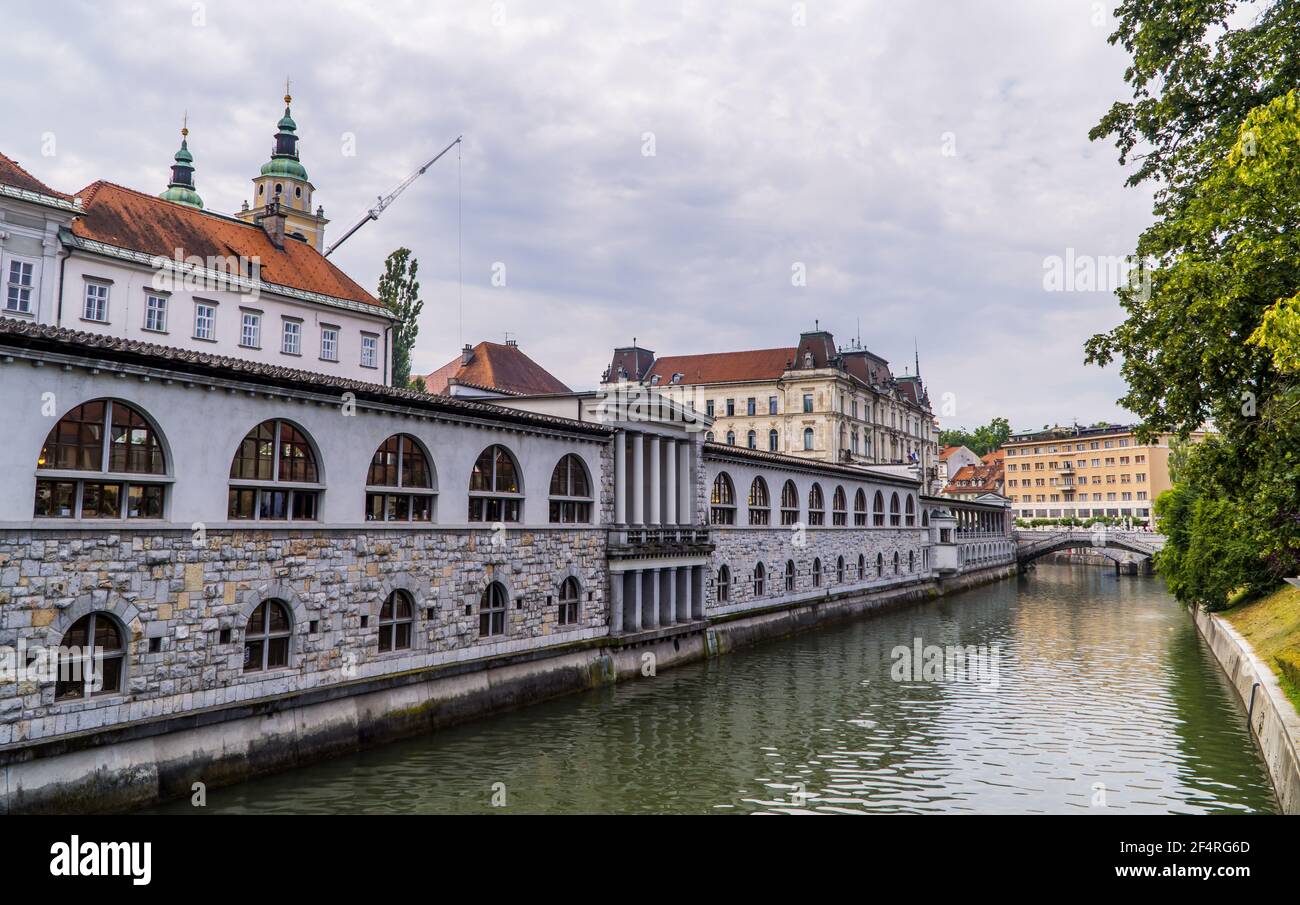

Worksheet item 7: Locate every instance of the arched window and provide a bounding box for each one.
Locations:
[717,565,731,602]
[549,454,592,523]
[726,430,736,446]
[710,472,736,525]
[469,445,522,522]
[480,582,509,636]
[807,483,824,526]
[55,612,125,700]
[748,477,770,526]
[558,576,580,625]
[752,562,766,596]
[889,492,901,527]
[836,555,845,583]
[780,480,800,526]
[832,486,847,525]
[922,509,930,527]
[876,552,884,577]
[893,551,900,574]
[229,420,320,521]
[378,590,414,652]
[785,559,796,592]
[905,494,916,527]
[857,553,865,579]
[909,550,915,572]
[706,431,715,442]
[366,433,435,522]
[36,400,167,520]
[803,427,814,450]
[244,599,291,672]
[812,557,822,587]
[747,430,757,449]
[768,429,779,451]
[854,488,867,526]
[873,490,885,527]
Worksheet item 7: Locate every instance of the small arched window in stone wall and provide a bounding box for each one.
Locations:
[780,480,800,526]
[378,590,414,652]
[557,576,581,625]
[876,552,884,577]
[832,486,847,526]
[893,551,900,574]
[244,599,292,672]
[56,612,125,701]
[836,555,845,583]
[857,553,865,579]
[229,420,320,521]
[469,445,522,523]
[748,477,770,526]
[752,562,765,597]
[785,559,796,592]
[854,488,867,526]
[803,427,814,450]
[812,557,822,587]
[36,399,168,520]
[480,582,509,637]
[366,433,436,523]
[710,472,736,525]
[717,565,731,602]
[807,483,825,526]
[549,454,592,524]
[909,550,916,572]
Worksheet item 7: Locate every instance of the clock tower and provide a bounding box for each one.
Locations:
[236,84,329,250]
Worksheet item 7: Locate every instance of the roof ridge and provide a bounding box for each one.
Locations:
[0,151,72,199]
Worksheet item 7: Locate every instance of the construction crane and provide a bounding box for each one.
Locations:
[323,135,462,257]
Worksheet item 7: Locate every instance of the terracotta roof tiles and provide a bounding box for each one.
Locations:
[423,341,570,397]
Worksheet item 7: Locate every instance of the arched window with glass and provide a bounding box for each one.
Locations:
[893,551,900,573]
[55,612,125,700]
[836,555,845,583]
[366,433,435,522]
[873,490,885,527]
[807,483,825,526]
[549,454,592,523]
[780,480,800,525]
[832,486,847,526]
[752,562,765,597]
[35,399,168,520]
[480,581,509,636]
[748,476,770,526]
[803,427,814,451]
[784,559,796,592]
[469,445,522,523]
[710,472,736,525]
[229,420,320,521]
[244,599,292,672]
[717,565,731,602]
[876,552,884,577]
[909,550,916,572]
[812,557,822,587]
[857,553,865,579]
[768,429,779,451]
[746,430,757,449]
[889,492,901,526]
[557,576,581,625]
[726,430,736,446]
[853,488,867,526]
[378,590,414,652]
[905,494,916,527]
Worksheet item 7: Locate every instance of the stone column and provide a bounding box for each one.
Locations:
[609,571,624,635]
[680,567,693,622]
[644,569,659,630]
[664,439,678,525]
[663,568,675,625]
[629,569,642,633]
[649,435,661,526]
[677,442,692,525]
[631,433,645,526]
[614,431,627,525]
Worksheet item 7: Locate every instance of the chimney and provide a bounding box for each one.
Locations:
[257,199,287,248]
[505,337,518,348]
[461,343,474,366]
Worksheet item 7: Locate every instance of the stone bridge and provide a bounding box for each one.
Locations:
[1013,528,1166,569]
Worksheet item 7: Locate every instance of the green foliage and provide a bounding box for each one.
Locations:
[377,248,423,388]
[938,416,1010,456]
[1088,5,1300,605]
[407,374,428,393]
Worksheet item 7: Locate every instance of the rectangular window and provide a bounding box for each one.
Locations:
[725,398,735,417]
[194,303,216,340]
[769,396,778,415]
[282,320,302,355]
[803,394,813,413]
[746,397,755,416]
[6,260,34,313]
[320,326,339,361]
[144,294,168,332]
[240,311,261,348]
[361,334,378,369]
[83,282,109,322]
[705,400,714,418]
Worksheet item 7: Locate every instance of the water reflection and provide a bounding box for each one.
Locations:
[150,564,1277,815]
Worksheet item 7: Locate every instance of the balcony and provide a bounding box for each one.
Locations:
[608,526,714,556]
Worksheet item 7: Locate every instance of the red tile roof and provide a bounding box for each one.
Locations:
[69,180,383,311]
[644,347,795,385]
[423,341,570,397]
[942,460,1005,495]
[939,445,965,461]
[0,152,70,199]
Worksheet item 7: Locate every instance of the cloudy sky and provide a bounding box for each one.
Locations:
[2,0,1155,432]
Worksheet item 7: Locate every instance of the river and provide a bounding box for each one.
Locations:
[151,563,1278,814]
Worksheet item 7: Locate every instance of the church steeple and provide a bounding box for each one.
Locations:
[159,117,204,209]
[236,80,329,250]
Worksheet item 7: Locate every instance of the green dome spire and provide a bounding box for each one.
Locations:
[160,118,204,209]
[260,83,309,181]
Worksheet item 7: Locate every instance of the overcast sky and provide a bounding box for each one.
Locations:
[1,0,1155,432]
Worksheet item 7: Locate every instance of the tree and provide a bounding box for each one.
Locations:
[377,248,423,388]
[407,374,428,394]
[938,416,1010,456]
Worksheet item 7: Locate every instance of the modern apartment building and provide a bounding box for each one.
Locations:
[1002,424,1202,524]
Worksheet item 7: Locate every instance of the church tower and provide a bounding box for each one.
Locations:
[235,84,329,250]
[159,119,204,209]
